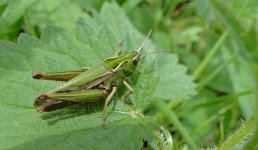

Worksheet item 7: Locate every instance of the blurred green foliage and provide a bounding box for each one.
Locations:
[0,0,257,149]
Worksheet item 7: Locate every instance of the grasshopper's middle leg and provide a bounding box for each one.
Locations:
[102,86,117,128]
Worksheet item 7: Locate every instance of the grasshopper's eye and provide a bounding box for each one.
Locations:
[132,57,139,65]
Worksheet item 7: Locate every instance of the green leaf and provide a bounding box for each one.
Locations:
[0,0,37,34]
[0,2,195,149]
[208,0,256,119]
[0,0,93,40]
[221,46,256,119]
[26,0,89,32]
[243,66,258,149]
[154,53,196,100]
[9,118,157,150]
[209,0,252,53]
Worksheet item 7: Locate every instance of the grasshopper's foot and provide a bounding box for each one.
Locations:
[123,96,133,105]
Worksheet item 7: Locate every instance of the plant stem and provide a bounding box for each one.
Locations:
[192,32,227,80]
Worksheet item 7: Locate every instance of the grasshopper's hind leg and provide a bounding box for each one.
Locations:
[32,68,89,82]
[102,86,117,128]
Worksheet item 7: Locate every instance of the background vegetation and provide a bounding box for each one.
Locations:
[0,0,257,149]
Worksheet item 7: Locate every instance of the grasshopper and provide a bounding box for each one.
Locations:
[33,31,152,127]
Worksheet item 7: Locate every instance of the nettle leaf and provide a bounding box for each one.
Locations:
[154,53,196,100]
[0,2,195,149]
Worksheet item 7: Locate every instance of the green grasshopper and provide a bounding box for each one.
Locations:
[33,31,152,127]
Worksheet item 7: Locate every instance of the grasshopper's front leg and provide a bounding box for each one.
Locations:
[122,80,134,99]
[32,68,90,81]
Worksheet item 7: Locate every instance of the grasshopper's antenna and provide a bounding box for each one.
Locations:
[136,29,152,52]
[139,50,174,58]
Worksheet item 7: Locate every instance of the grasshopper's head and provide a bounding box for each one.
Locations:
[118,30,152,75]
[123,51,140,64]
[105,30,151,76]
[120,51,141,75]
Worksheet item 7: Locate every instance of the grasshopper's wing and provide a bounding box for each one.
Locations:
[47,66,112,93]
[80,71,115,90]
[48,61,124,93]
